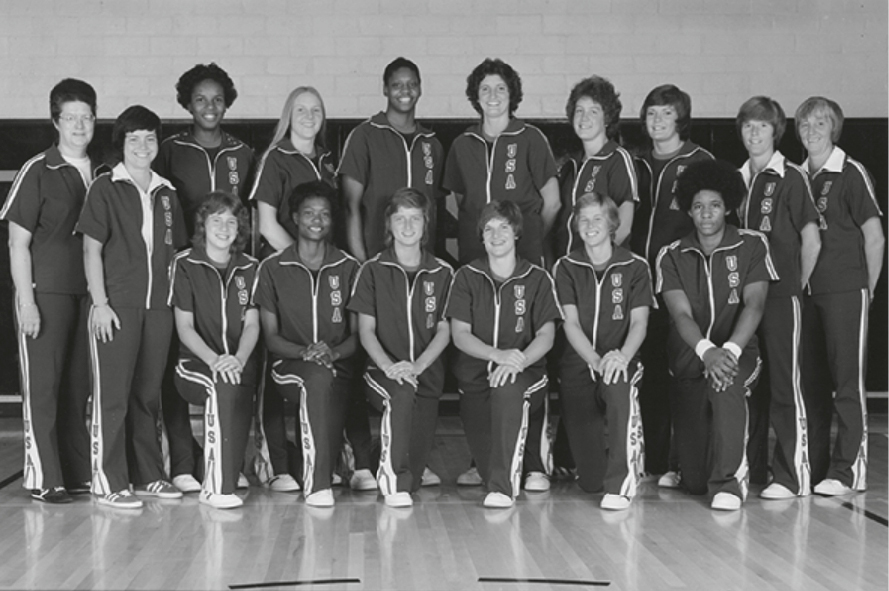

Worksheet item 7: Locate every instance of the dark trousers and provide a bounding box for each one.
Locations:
[638,306,676,474]
[162,339,203,478]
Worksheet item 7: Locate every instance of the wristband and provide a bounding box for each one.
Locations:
[723,342,742,360]
[694,339,717,361]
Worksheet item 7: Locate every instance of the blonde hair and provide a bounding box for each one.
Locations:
[262,86,327,161]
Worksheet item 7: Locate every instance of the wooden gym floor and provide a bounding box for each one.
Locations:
[0,414,885,591]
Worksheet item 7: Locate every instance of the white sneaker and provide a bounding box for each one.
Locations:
[457,466,483,486]
[133,480,183,499]
[600,494,631,511]
[199,490,243,509]
[711,492,742,511]
[813,478,855,496]
[421,467,441,487]
[172,474,201,494]
[268,474,300,492]
[350,469,378,491]
[760,482,796,500]
[384,491,413,508]
[237,473,250,489]
[97,490,143,509]
[524,471,550,492]
[658,471,682,488]
[483,492,515,508]
[305,489,335,507]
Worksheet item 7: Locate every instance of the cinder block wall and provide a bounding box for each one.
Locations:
[1,0,886,120]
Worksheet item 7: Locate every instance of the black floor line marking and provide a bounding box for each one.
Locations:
[229,578,361,589]
[840,501,889,527]
[0,470,24,491]
[479,577,610,587]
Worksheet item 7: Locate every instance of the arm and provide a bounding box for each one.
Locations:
[798,221,821,290]
[488,321,556,388]
[615,201,635,247]
[8,223,39,338]
[727,281,769,351]
[413,320,451,375]
[342,175,367,262]
[561,304,600,371]
[600,306,649,385]
[861,216,885,301]
[234,308,261,367]
[539,176,561,239]
[83,235,120,342]
[257,201,294,252]
[260,307,306,360]
[450,318,526,369]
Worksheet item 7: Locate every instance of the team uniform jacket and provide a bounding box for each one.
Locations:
[555,141,639,256]
[248,138,337,243]
[155,130,254,233]
[338,112,445,256]
[444,257,562,390]
[631,142,714,265]
[348,248,453,391]
[739,151,820,299]
[655,225,778,379]
[76,164,188,309]
[443,118,558,265]
[553,245,654,367]
[801,147,883,295]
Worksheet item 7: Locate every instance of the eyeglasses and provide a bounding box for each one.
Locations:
[58,114,96,125]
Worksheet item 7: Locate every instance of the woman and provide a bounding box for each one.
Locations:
[349,188,453,507]
[0,78,99,503]
[254,180,360,507]
[553,193,652,510]
[445,201,561,508]
[795,97,884,496]
[169,192,259,509]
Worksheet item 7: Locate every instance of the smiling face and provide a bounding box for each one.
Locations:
[123,129,159,172]
[295,196,332,243]
[645,104,680,143]
[478,74,510,120]
[576,203,612,250]
[689,190,727,240]
[188,79,226,134]
[482,216,518,259]
[388,205,425,249]
[797,110,834,159]
[741,119,775,160]
[289,91,324,144]
[204,207,239,254]
[384,67,421,115]
[54,100,95,155]
[573,96,607,144]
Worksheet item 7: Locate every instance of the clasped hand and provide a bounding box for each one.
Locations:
[702,347,739,392]
[488,348,526,388]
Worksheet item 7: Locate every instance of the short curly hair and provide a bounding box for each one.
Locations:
[565,76,622,141]
[175,63,238,110]
[675,159,745,213]
[192,191,251,256]
[287,180,338,241]
[465,58,523,117]
[736,96,786,146]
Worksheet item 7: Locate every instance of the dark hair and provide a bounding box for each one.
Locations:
[675,159,746,213]
[573,192,621,239]
[383,57,421,86]
[477,200,523,242]
[384,187,431,247]
[795,96,844,143]
[465,58,523,116]
[192,192,251,255]
[112,105,162,159]
[287,180,338,239]
[736,96,786,145]
[50,78,97,122]
[639,84,692,141]
[566,76,622,141]
[175,63,238,110]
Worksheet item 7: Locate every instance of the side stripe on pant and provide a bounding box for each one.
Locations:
[852,288,869,491]
[87,307,111,496]
[789,296,811,495]
[735,398,751,501]
[175,362,223,495]
[619,365,645,498]
[15,315,42,489]
[365,374,395,496]
[252,355,273,485]
[272,369,317,495]
[509,375,548,498]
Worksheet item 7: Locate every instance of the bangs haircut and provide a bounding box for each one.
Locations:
[465,58,523,116]
[175,62,238,109]
[640,84,692,141]
[112,105,161,159]
[287,180,337,237]
[736,96,786,145]
[192,191,251,255]
[675,159,746,213]
[566,76,623,141]
[477,200,523,242]
[50,78,97,122]
[794,96,844,143]
[383,57,421,86]
[384,187,431,247]
[573,192,621,238]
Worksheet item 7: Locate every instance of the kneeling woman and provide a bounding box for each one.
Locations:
[553,193,652,510]
[349,188,453,508]
[445,200,562,508]
[254,180,360,507]
[169,192,259,509]
[655,159,776,511]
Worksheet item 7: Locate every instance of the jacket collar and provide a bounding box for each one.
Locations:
[802,146,845,175]
[110,162,173,193]
[679,224,744,254]
[278,242,351,269]
[375,246,444,273]
[565,243,636,268]
[368,111,434,137]
[466,255,534,284]
[741,150,786,185]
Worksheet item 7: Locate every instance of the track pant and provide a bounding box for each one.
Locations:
[365,369,441,495]
[559,361,645,496]
[673,353,761,500]
[89,307,172,495]
[162,340,203,479]
[638,306,676,474]
[271,359,351,494]
[174,359,254,495]
[459,370,548,498]
[16,292,91,490]
[801,289,869,490]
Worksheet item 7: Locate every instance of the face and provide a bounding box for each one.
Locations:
[576,203,612,250]
[797,111,834,157]
[389,206,425,249]
[384,67,421,114]
[295,196,332,243]
[482,216,517,258]
[123,129,159,171]
[645,104,680,143]
[478,74,510,119]
[54,100,95,153]
[188,79,226,133]
[573,97,607,143]
[689,190,727,239]
[204,208,239,253]
[741,119,775,159]
[289,91,324,143]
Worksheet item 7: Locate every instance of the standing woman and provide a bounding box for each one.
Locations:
[169,192,259,509]
[445,201,561,508]
[795,97,884,496]
[348,188,453,507]
[0,79,99,502]
[156,62,254,493]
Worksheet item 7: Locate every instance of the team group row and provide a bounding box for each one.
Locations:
[1,56,883,513]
